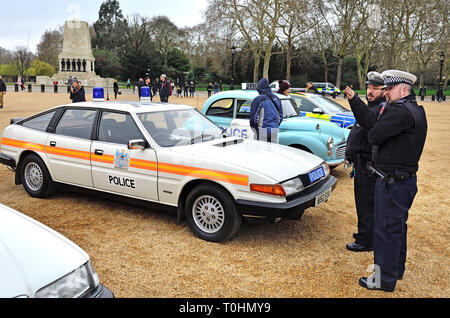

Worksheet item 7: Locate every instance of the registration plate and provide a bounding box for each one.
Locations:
[308,167,325,183]
[315,188,332,207]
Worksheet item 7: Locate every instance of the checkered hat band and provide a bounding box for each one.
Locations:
[367,79,384,85]
[384,76,413,86]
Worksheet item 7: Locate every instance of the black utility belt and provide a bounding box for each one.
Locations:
[366,162,416,183]
[383,171,416,183]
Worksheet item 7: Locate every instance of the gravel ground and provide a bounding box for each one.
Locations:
[0,91,448,298]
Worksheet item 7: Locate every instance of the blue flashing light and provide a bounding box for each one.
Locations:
[93,87,105,101]
[141,86,151,98]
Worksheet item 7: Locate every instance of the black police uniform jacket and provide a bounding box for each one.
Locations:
[353,94,427,174]
[70,86,86,103]
[345,95,385,162]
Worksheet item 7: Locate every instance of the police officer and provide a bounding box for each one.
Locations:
[349,70,427,292]
[344,72,386,252]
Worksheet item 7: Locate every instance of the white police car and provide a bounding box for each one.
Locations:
[0,88,337,242]
[0,204,113,298]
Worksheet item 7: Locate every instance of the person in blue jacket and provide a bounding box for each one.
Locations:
[250,78,283,143]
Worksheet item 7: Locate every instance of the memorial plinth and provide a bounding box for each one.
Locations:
[37,20,113,88]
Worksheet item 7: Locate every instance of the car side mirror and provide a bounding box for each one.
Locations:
[128,139,146,150]
[10,118,24,125]
[312,108,324,114]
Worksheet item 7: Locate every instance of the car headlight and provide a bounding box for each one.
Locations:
[322,162,330,176]
[281,177,304,196]
[327,136,334,150]
[35,261,99,298]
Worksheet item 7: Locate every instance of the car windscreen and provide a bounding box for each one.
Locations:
[310,96,351,113]
[281,99,301,118]
[137,109,224,147]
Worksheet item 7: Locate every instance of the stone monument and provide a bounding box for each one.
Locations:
[37,20,112,88]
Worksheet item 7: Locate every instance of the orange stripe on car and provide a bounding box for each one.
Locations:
[1,138,249,186]
[158,162,249,186]
[46,146,91,160]
[91,153,114,164]
[1,138,45,152]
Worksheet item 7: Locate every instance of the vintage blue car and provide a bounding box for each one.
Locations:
[201,90,350,168]
[290,92,356,129]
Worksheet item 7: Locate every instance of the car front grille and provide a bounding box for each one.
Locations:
[335,144,346,159]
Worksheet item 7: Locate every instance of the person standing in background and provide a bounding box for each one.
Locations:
[0,76,7,109]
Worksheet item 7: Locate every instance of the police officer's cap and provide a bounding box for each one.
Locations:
[366,71,384,86]
[381,70,417,89]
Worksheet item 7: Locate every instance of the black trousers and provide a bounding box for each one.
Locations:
[373,176,417,290]
[353,157,376,247]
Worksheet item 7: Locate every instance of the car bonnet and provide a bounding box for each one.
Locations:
[0,205,89,297]
[283,116,347,141]
[170,138,324,183]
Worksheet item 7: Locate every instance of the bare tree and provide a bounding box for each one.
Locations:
[277,0,312,81]
[352,3,383,89]
[0,47,14,65]
[13,47,34,75]
[36,28,63,70]
[314,0,368,88]
[206,0,282,81]
[149,16,183,67]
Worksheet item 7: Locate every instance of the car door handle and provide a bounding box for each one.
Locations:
[230,122,239,127]
[94,149,104,156]
[50,141,56,147]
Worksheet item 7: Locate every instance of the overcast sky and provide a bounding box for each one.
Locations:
[0,0,208,53]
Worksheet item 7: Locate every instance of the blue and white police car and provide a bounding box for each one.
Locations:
[290,92,356,129]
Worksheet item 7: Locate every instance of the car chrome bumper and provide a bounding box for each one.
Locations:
[236,175,337,219]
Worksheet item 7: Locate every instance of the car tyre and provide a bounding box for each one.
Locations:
[20,154,54,198]
[185,183,241,243]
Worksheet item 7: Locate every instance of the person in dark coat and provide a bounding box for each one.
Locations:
[0,76,7,109]
[152,78,158,96]
[214,82,220,94]
[113,79,119,99]
[159,74,170,103]
[207,83,213,97]
[344,72,386,253]
[136,78,144,98]
[436,87,443,102]
[250,78,283,143]
[306,82,319,94]
[69,79,86,103]
[183,82,189,97]
[189,82,195,98]
[346,70,427,293]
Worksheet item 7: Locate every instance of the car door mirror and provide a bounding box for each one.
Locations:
[128,139,146,150]
[312,108,324,114]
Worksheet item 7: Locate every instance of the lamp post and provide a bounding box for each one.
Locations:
[439,52,445,88]
[230,45,236,83]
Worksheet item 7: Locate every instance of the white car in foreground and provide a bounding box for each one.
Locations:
[0,97,337,242]
[0,204,113,298]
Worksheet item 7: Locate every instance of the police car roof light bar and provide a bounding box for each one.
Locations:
[93,87,105,102]
[140,87,151,104]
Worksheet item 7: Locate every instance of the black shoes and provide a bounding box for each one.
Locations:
[359,276,395,292]
[346,242,373,252]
